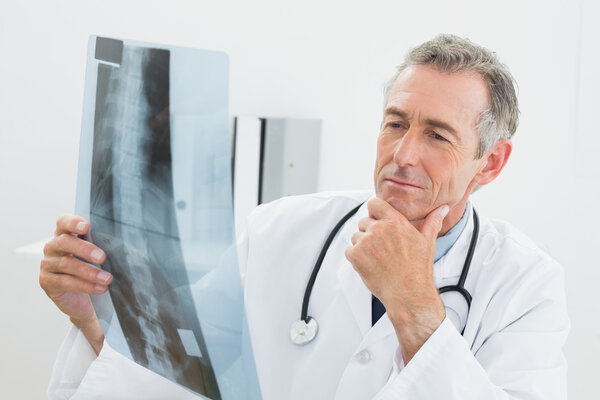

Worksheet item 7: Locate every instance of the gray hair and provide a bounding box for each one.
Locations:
[383,34,520,158]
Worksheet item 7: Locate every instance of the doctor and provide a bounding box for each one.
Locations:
[40,34,569,399]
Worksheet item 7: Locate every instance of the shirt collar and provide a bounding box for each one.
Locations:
[434,201,470,262]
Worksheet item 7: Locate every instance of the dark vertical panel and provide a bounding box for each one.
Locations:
[257,118,266,205]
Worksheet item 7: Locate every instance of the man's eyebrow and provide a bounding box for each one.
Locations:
[422,118,458,138]
[385,107,459,139]
[384,107,409,120]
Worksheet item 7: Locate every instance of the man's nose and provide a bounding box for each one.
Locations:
[393,130,420,167]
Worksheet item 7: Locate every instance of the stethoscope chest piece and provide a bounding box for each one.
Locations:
[290,317,318,345]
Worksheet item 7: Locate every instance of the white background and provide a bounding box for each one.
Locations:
[0,0,598,398]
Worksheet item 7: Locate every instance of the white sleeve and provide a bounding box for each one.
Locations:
[376,318,515,399]
[373,264,569,400]
[47,325,201,400]
[47,325,97,399]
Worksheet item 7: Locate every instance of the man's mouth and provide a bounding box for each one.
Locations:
[384,177,423,189]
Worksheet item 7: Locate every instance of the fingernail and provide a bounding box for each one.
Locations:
[76,222,86,233]
[439,205,450,218]
[94,284,106,293]
[91,249,104,262]
[97,270,111,282]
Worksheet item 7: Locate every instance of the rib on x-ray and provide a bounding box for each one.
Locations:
[75,36,262,399]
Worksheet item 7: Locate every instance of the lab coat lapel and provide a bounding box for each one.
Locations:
[337,259,397,345]
[363,312,396,345]
[336,201,372,337]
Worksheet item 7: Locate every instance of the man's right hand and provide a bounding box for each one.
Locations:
[39,214,111,355]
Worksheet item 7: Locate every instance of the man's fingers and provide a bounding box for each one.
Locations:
[357,217,376,232]
[344,246,354,263]
[421,205,450,241]
[40,270,108,297]
[44,233,105,264]
[350,231,366,246]
[41,255,112,285]
[55,214,89,236]
[367,197,413,231]
[367,197,400,221]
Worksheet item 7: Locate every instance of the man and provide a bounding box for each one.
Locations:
[40,34,569,399]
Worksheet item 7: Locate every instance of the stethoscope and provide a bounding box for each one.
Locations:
[290,202,480,345]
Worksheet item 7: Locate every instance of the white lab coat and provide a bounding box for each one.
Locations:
[48,191,569,399]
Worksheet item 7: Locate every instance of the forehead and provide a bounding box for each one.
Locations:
[386,65,490,133]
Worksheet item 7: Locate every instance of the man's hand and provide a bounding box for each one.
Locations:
[344,197,449,364]
[39,214,110,355]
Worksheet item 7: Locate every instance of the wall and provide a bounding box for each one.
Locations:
[0,0,597,398]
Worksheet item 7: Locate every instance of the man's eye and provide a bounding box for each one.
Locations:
[388,122,405,129]
[431,132,448,142]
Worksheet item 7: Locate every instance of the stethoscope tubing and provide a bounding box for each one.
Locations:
[300,202,363,323]
[438,208,479,308]
[298,202,479,338]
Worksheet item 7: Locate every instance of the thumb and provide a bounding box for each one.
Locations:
[421,204,450,241]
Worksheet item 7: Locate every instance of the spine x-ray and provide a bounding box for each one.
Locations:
[75,36,262,399]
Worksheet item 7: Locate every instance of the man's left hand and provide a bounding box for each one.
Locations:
[344,197,449,364]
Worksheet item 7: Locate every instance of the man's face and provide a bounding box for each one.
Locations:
[374,65,489,220]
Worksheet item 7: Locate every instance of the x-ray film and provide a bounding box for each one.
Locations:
[75,36,262,399]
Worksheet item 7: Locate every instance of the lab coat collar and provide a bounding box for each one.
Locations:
[335,196,477,340]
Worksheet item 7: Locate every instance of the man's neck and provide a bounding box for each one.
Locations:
[438,199,469,237]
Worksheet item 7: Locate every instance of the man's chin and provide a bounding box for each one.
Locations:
[382,196,428,221]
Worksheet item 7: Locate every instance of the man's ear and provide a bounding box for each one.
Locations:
[474,139,512,186]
